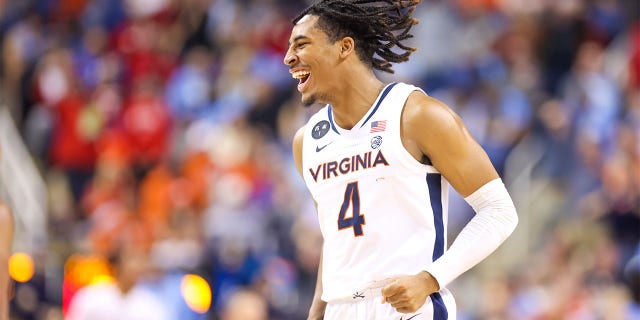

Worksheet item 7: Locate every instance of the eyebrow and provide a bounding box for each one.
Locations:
[288,35,310,46]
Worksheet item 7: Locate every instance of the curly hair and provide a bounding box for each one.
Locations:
[293,0,421,74]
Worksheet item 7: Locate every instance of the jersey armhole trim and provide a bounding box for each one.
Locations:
[394,87,441,174]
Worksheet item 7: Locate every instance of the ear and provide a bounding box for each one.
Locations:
[339,37,355,58]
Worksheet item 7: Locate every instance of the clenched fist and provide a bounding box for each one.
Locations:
[381,271,440,313]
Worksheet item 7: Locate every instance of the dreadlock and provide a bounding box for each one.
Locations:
[293,0,421,74]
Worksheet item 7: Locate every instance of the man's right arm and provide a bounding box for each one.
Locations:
[292,127,326,319]
[0,202,14,320]
[307,252,326,320]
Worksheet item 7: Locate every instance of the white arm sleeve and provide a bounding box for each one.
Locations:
[424,178,518,288]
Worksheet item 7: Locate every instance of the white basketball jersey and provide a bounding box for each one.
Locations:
[302,82,450,302]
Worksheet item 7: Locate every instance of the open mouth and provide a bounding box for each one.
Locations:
[291,70,310,86]
[300,74,309,84]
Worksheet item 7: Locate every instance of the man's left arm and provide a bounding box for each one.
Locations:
[381,92,518,313]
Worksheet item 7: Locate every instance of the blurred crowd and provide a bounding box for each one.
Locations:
[0,0,638,319]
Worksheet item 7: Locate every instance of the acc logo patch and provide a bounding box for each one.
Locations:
[371,135,382,149]
[312,120,331,139]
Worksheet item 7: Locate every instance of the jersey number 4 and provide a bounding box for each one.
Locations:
[338,182,366,236]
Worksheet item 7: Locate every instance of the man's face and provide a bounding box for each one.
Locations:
[284,15,341,106]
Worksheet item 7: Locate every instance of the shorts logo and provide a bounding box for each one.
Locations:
[312,120,331,139]
[371,135,382,149]
[352,291,365,299]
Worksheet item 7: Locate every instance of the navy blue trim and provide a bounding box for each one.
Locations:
[427,174,449,319]
[430,292,449,319]
[327,107,340,134]
[359,82,398,128]
[427,174,444,260]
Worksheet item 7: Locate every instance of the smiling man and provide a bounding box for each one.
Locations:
[285,1,519,319]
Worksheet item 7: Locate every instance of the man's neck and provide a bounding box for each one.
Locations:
[329,74,385,130]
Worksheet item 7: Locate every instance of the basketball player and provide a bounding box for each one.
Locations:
[0,201,13,320]
[285,1,518,319]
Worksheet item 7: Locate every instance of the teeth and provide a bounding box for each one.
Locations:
[291,71,310,79]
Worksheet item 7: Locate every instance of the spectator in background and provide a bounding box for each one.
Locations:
[65,242,167,320]
[222,289,268,320]
[0,200,13,320]
[121,76,173,172]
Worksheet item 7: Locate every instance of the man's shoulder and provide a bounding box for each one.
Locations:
[306,104,330,123]
[293,126,305,147]
[402,91,464,142]
[404,91,451,120]
[301,105,333,139]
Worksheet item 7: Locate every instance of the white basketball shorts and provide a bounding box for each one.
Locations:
[324,287,456,320]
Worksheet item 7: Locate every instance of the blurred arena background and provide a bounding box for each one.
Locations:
[0,0,638,319]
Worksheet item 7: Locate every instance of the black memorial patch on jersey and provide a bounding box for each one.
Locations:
[312,120,331,139]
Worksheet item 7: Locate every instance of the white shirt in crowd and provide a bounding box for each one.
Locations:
[66,282,169,320]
